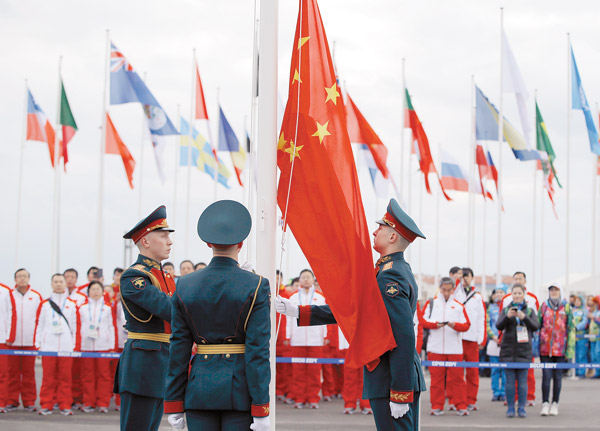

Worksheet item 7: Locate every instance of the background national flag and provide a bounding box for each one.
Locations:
[180,117,230,188]
[475,144,494,200]
[26,88,56,166]
[277,0,396,368]
[105,113,135,188]
[218,106,246,187]
[59,78,77,168]
[536,100,560,216]
[440,148,469,192]
[571,46,600,156]
[195,64,209,120]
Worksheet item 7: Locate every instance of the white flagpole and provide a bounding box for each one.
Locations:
[96,30,109,268]
[418,179,423,287]
[173,104,180,231]
[435,145,441,289]
[185,50,195,259]
[532,166,537,294]
[496,7,505,285]
[137,72,148,219]
[51,56,63,273]
[400,58,406,199]
[406,148,412,262]
[255,0,278,426]
[469,76,476,266]
[210,88,219,203]
[15,80,28,268]
[592,103,598,286]
[247,8,259,269]
[482,196,487,290]
[541,183,545,288]
[566,33,571,290]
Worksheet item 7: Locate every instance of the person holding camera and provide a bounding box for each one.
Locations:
[496,284,539,418]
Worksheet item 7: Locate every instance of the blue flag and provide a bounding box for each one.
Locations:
[110,42,177,137]
[218,106,246,186]
[571,47,600,155]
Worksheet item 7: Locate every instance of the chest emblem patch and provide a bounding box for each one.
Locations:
[132,277,146,290]
[386,283,399,297]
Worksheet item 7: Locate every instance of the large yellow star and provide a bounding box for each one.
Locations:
[277,132,287,150]
[325,83,340,105]
[284,140,303,162]
[297,36,310,50]
[312,120,332,144]
[292,69,302,84]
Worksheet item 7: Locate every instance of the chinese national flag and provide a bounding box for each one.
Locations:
[195,64,209,120]
[277,0,396,368]
[105,113,136,188]
[345,93,389,179]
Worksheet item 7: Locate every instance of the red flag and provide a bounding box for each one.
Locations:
[105,113,135,188]
[345,93,389,179]
[195,64,209,120]
[405,89,451,201]
[277,0,396,368]
[475,144,493,201]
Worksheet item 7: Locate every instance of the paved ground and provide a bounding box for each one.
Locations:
[1,363,599,430]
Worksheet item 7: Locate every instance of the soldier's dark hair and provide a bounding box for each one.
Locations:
[14,268,30,279]
[51,273,66,281]
[449,266,461,276]
[291,277,300,285]
[462,267,474,277]
[180,260,194,269]
[299,269,314,278]
[87,280,104,295]
[113,268,124,275]
[440,277,454,287]
[63,268,78,278]
[87,266,99,276]
[513,271,526,280]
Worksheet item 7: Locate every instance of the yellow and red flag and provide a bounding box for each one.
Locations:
[277,0,396,368]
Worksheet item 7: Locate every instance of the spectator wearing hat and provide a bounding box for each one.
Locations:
[496,284,539,418]
[537,284,575,416]
[486,288,506,402]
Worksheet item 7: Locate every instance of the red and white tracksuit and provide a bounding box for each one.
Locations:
[78,298,116,408]
[453,286,487,406]
[286,287,327,404]
[336,329,370,410]
[422,295,471,411]
[276,286,292,398]
[7,285,42,408]
[0,284,16,408]
[321,324,343,399]
[501,290,539,402]
[34,293,79,410]
[69,289,87,405]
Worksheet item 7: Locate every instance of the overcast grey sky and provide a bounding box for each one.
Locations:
[1,0,599,297]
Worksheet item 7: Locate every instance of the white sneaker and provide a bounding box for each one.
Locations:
[98,407,109,414]
[540,402,550,416]
[343,407,355,415]
[361,408,372,415]
[309,403,319,409]
[549,402,559,416]
[38,408,52,416]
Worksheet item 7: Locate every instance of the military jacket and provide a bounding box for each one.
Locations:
[298,251,426,402]
[113,254,175,398]
[164,257,271,417]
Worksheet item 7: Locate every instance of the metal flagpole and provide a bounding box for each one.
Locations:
[532,166,537,295]
[566,33,571,290]
[418,180,423,288]
[185,50,195,259]
[406,148,412,262]
[435,145,441,289]
[51,56,63,273]
[255,0,278,427]
[540,183,545,288]
[469,76,476,266]
[496,7,505,285]
[137,72,148,219]
[400,58,406,199]
[96,30,110,268]
[482,196,487,291]
[592,104,598,287]
[210,88,219,202]
[15,80,28,268]
[173,104,180,231]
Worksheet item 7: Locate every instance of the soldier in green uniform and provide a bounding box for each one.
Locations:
[114,205,176,431]
[165,200,271,431]
[276,198,426,431]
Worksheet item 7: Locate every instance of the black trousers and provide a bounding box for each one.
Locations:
[540,355,566,403]
[120,391,163,431]
[186,409,253,431]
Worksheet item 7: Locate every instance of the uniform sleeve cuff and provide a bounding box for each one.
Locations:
[390,390,413,403]
[251,403,270,417]
[164,400,184,413]
[298,305,311,326]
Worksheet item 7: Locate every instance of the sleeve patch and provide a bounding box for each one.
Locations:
[131,277,146,290]
[386,282,399,297]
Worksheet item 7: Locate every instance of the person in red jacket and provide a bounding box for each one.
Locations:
[275,273,293,402]
[6,268,42,412]
[0,282,16,413]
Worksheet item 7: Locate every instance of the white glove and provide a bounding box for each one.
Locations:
[249,416,270,431]
[275,296,299,318]
[168,413,186,430]
[389,402,410,419]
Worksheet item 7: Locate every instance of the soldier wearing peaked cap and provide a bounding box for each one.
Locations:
[276,198,427,431]
[114,205,176,431]
[165,200,271,431]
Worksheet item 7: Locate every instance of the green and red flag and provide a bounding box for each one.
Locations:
[59,78,77,167]
[277,0,396,368]
[405,88,451,200]
[535,100,560,217]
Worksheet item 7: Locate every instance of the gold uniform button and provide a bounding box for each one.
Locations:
[227,339,232,343]
[225,353,231,359]
[204,355,208,360]
[201,340,207,344]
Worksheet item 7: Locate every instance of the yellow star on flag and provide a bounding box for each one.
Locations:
[297,36,310,50]
[284,140,303,162]
[278,132,287,150]
[293,69,302,84]
[312,120,331,144]
[324,83,340,105]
